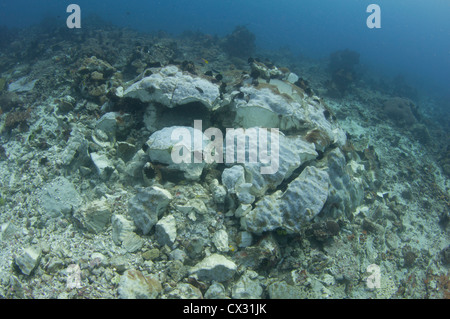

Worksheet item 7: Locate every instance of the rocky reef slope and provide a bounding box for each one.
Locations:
[0,22,448,299]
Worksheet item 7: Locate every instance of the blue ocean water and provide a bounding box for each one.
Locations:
[1,0,449,98]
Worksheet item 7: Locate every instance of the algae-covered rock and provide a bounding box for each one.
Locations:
[73,198,112,234]
[118,269,162,299]
[37,177,83,217]
[60,128,90,167]
[15,246,42,276]
[383,97,417,126]
[0,78,6,91]
[155,214,177,247]
[90,152,114,179]
[128,186,173,235]
[212,229,229,253]
[190,254,237,282]
[77,56,115,76]
[122,232,144,253]
[0,91,22,112]
[232,270,263,299]
[111,214,136,245]
[167,283,203,299]
[267,281,305,299]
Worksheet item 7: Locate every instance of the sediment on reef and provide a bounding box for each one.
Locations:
[0,22,448,299]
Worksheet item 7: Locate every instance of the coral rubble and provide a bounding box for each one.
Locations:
[0,20,448,300]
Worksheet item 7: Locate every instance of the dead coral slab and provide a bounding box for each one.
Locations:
[123,65,221,110]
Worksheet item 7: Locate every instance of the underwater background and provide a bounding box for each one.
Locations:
[0,0,449,301]
[1,0,449,98]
